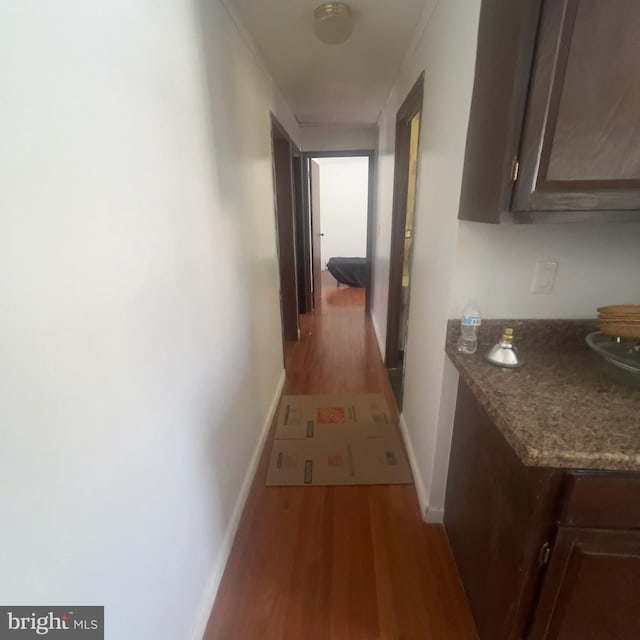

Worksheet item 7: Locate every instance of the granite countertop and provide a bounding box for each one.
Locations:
[446,319,640,472]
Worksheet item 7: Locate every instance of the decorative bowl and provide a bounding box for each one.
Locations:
[585,332,640,389]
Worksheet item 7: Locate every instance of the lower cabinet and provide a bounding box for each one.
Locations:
[527,527,640,639]
[445,380,640,640]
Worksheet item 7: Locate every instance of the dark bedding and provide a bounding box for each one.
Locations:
[326,257,367,287]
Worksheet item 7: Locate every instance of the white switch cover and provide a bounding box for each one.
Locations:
[531,261,558,294]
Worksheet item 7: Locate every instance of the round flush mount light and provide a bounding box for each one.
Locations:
[314,3,354,45]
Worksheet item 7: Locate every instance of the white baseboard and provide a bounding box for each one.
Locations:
[424,507,444,523]
[398,413,430,521]
[370,311,385,360]
[189,369,286,640]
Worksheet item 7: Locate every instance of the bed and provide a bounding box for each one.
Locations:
[326,257,367,288]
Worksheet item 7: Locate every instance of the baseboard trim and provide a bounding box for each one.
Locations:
[398,413,431,521]
[424,507,444,524]
[370,311,385,362]
[189,369,286,640]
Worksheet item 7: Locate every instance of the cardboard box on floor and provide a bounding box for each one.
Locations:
[265,436,413,486]
[276,393,397,440]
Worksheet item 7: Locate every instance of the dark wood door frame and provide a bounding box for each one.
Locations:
[301,149,376,312]
[309,159,323,310]
[291,143,311,314]
[271,114,300,343]
[384,73,424,369]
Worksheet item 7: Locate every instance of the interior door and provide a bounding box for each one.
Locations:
[292,145,312,314]
[271,118,299,342]
[309,159,322,309]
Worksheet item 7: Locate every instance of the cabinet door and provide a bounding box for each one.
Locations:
[528,527,640,639]
[444,381,563,640]
[513,0,640,212]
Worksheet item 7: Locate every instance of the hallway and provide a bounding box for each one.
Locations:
[204,273,478,640]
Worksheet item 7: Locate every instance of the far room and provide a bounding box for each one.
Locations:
[312,155,370,291]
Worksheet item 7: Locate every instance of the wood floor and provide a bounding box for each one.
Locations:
[203,272,478,640]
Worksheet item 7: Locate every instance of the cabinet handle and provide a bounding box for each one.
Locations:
[538,541,552,566]
[510,157,520,182]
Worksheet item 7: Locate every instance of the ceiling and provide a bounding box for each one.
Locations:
[227,0,430,127]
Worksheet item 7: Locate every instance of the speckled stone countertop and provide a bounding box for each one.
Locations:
[446,319,640,472]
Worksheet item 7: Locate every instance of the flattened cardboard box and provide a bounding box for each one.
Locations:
[266,436,413,486]
[276,394,397,440]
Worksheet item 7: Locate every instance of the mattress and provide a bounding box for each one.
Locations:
[326,257,367,287]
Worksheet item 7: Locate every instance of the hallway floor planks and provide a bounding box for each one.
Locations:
[203,272,478,640]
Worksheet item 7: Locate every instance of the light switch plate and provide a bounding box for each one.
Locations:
[531,261,558,294]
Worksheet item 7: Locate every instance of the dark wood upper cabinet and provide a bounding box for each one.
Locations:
[514,0,640,213]
[459,0,640,223]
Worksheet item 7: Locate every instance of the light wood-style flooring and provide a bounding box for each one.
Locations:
[203,272,478,639]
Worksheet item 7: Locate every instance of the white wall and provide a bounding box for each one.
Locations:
[0,1,297,638]
[452,221,640,319]
[315,157,369,267]
[372,0,478,521]
[373,0,640,524]
[302,125,378,151]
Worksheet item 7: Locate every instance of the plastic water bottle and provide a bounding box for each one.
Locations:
[457,300,481,354]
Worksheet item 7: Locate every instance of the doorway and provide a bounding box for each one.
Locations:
[385,74,424,410]
[302,150,376,313]
[270,133,377,359]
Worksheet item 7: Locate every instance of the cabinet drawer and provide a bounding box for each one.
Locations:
[560,472,640,529]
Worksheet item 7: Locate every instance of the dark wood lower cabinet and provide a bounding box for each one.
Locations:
[444,381,563,639]
[445,380,640,640]
[528,528,640,639]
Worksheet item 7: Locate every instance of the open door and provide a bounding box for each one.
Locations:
[385,74,424,409]
[309,159,322,309]
[292,144,312,314]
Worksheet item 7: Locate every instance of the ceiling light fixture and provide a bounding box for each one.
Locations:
[314,3,354,45]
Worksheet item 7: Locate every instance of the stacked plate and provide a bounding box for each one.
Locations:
[597,304,640,339]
